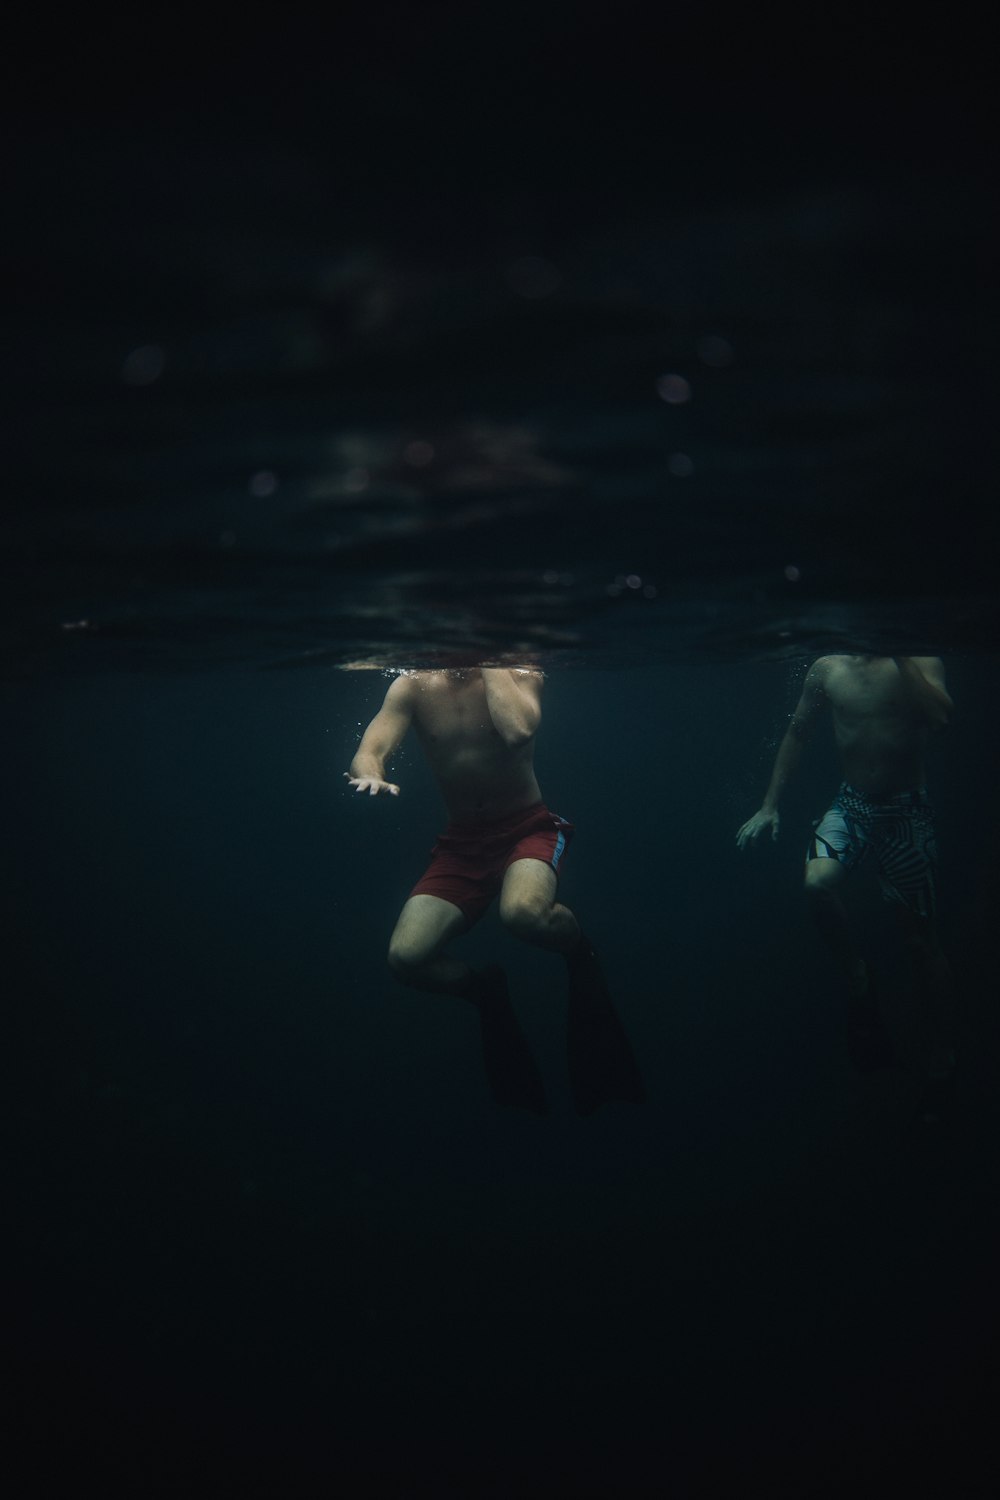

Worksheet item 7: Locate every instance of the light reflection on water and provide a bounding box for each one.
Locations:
[3,143,995,678]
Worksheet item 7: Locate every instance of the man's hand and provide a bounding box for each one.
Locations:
[736,808,779,849]
[892,656,953,727]
[480,667,543,747]
[344,773,400,797]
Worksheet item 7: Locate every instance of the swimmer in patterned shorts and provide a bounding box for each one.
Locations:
[737,655,957,1121]
[345,666,643,1116]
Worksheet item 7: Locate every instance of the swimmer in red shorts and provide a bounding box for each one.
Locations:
[345,666,643,1116]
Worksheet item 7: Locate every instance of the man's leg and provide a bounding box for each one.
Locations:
[499,859,643,1112]
[805,855,892,1071]
[804,856,867,993]
[497,858,580,952]
[873,801,956,1107]
[388,892,547,1112]
[387,894,473,995]
[894,906,956,1080]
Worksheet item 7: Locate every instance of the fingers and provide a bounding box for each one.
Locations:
[343,773,399,797]
[737,815,778,849]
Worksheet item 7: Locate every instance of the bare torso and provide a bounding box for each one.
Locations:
[820,655,931,796]
[409,671,542,821]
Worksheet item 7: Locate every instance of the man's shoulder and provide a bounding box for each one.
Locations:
[812,653,862,680]
[805,654,843,685]
[909,654,945,672]
[383,671,420,707]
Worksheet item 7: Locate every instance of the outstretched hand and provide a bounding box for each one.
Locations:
[344,773,400,797]
[736,808,779,849]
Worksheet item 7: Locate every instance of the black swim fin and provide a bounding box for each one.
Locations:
[476,965,548,1116]
[566,938,645,1116]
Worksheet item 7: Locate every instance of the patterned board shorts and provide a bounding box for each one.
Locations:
[806,782,938,919]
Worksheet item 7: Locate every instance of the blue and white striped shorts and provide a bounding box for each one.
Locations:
[806,782,938,919]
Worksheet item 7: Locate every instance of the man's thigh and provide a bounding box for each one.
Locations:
[499,857,558,919]
[804,851,851,895]
[873,807,938,921]
[390,894,468,965]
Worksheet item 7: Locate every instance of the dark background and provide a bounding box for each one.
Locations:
[4,7,1000,1494]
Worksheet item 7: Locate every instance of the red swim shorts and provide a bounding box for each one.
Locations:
[409,801,574,926]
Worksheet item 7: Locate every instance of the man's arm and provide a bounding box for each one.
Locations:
[736,659,829,848]
[893,656,953,728]
[481,668,543,748]
[344,675,415,796]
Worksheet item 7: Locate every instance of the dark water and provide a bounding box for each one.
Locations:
[8,663,1000,1493]
[5,12,999,1495]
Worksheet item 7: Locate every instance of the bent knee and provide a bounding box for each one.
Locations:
[387,937,426,983]
[500,894,551,941]
[804,859,844,900]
